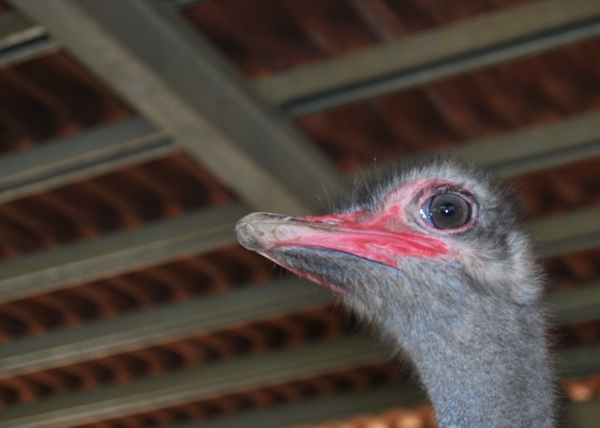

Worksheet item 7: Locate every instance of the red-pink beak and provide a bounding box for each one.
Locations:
[236,211,451,270]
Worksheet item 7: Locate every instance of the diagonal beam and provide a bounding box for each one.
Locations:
[0,333,596,428]
[10,0,344,215]
[2,102,598,213]
[6,0,600,211]
[5,102,599,207]
[0,10,58,68]
[254,0,600,115]
[0,202,247,302]
[0,117,175,203]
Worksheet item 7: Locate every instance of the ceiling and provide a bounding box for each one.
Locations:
[0,0,598,427]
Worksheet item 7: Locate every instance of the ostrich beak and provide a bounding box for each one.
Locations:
[236,211,450,270]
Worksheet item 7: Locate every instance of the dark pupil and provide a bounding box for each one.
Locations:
[438,204,455,216]
[429,194,471,229]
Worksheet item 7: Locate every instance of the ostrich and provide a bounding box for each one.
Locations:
[235,156,554,428]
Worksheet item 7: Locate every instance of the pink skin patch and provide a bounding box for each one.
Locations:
[277,178,468,269]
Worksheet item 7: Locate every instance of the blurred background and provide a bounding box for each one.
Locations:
[0,0,598,426]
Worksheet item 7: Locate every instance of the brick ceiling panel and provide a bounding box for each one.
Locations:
[184,0,534,78]
[0,153,234,260]
[0,52,133,153]
[0,246,272,342]
[510,156,600,219]
[295,38,600,169]
[557,319,600,348]
[0,306,346,406]
[546,247,600,290]
[70,363,402,428]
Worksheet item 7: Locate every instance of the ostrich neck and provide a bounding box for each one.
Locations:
[377,298,554,428]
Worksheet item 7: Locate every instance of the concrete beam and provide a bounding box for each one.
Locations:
[0,117,175,203]
[0,202,247,302]
[254,0,600,115]
[10,0,344,215]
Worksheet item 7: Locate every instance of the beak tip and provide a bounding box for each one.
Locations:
[236,212,281,251]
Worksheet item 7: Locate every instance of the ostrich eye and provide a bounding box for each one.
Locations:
[420,194,472,229]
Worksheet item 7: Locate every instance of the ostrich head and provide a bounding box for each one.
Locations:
[236,156,554,428]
